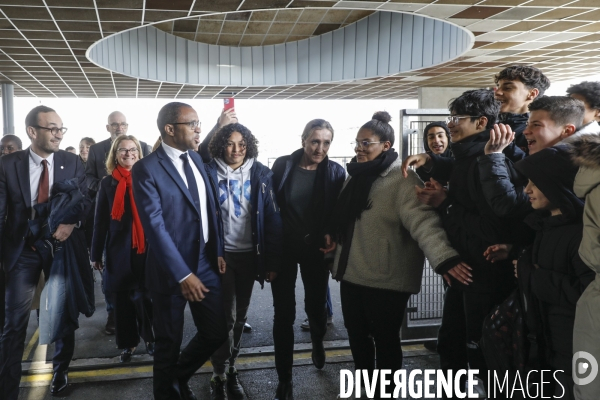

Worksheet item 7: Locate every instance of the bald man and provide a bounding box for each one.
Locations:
[85,111,151,335]
[86,111,150,190]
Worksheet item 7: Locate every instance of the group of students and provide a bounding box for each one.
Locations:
[406,66,600,400]
[2,63,600,400]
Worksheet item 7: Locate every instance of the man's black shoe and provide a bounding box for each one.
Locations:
[50,370,68,394]
[211,376,228,400]
[226,367,245,399]
[274,380,293,400]
[179,380,198,400]
[145,341,155,356]
[311,340,326,369]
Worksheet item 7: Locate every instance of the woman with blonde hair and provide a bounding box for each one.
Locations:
[91,135,154,362]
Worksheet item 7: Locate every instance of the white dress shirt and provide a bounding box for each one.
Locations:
[29,149,54,209]
[161,142,209,243]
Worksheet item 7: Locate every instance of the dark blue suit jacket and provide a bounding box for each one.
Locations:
[0,149,87,272]
[91,176,143,291]
[131,145,223,295]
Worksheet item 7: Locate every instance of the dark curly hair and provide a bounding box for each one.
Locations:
[566,81,600,110]
[208,122,259,161]
[448,89,499,130]
[494,65,550,96]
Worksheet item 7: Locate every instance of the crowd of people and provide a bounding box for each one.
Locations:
[0,64,599,400]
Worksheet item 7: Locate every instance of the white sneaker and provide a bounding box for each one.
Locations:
[301,317,333,331]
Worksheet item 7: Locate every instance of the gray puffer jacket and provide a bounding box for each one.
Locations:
[568,134,600,400]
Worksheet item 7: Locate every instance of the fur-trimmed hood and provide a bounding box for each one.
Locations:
[565,134,600,199]
[567,133,600,169]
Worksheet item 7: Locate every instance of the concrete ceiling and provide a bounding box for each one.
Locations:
[0,0,599,99]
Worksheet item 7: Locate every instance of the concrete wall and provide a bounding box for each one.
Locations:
[418,86,476,110]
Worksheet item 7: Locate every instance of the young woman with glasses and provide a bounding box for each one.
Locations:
[327,112,461,395]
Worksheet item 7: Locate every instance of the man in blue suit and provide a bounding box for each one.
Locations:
[132,102,227,400]
[0,106,88,399]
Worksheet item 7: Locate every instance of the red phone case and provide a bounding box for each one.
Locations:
[224,98,235,110]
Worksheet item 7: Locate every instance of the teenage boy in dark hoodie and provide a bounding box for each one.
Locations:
[413,89,530,397]
[509,146,594,400]
[494,65,550,154]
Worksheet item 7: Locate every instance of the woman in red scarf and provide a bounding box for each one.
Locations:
[91,135,154,362]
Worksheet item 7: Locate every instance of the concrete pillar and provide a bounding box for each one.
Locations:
[418,87,476,110]
[2,83,15,135]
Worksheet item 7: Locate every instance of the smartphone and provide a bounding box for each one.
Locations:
[224,97,235,111]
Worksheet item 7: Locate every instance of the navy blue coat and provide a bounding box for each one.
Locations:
[0,149,87,273]
[205,160,283,282]
[131,145,224,295]
[91,175,143,292]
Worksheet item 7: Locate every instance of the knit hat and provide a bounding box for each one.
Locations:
[515,145,583,220]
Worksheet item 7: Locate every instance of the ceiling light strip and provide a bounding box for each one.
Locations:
[188,0,197,17]
[43,0,98,98]
[110,71,118,98]
[0,48,56,97]
[155,81,163,98]
[236,1,246,12]
[141,0,146,26]
[0,8,78,98]
[174,84,185,98]
[92,0,104,38]
[193,86,206,98]
[0,71,37,97]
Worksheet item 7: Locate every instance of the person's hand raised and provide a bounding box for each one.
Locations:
[484,123,514,155]
[401,153,431,178]
[218,108,238,128]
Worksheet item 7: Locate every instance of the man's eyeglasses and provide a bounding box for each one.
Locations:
[117,147,138,154]
[169,120,200,129]
[445,115,481,125]
[110,122,129,129]
[33,125,68,136]
[352,140,382,150]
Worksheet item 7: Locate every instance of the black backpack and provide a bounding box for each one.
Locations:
[480,288,528,373]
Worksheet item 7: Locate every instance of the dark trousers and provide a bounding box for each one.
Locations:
[210,251,256,375]
[0,269,5,335]
[151,267,227,400]
[437,285,508,398]
[112,289,154,349]
[340,280,411,374]
[0,248,75,400]
[270,245,329,382]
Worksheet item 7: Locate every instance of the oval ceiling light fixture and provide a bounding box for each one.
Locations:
[86,9,473,88]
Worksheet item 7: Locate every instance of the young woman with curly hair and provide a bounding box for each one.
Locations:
[204,123,283,400]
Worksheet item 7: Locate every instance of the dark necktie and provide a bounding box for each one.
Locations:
[38,159,49,204]
[180,153,200,211]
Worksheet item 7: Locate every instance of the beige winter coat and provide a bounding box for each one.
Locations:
[568,134,600,400]
[332,158,459,293]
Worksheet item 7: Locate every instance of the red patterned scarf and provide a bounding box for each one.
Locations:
[111,164,145,253]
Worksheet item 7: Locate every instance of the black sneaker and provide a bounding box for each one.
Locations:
[226,367,244,399]
[210,376,228,400]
